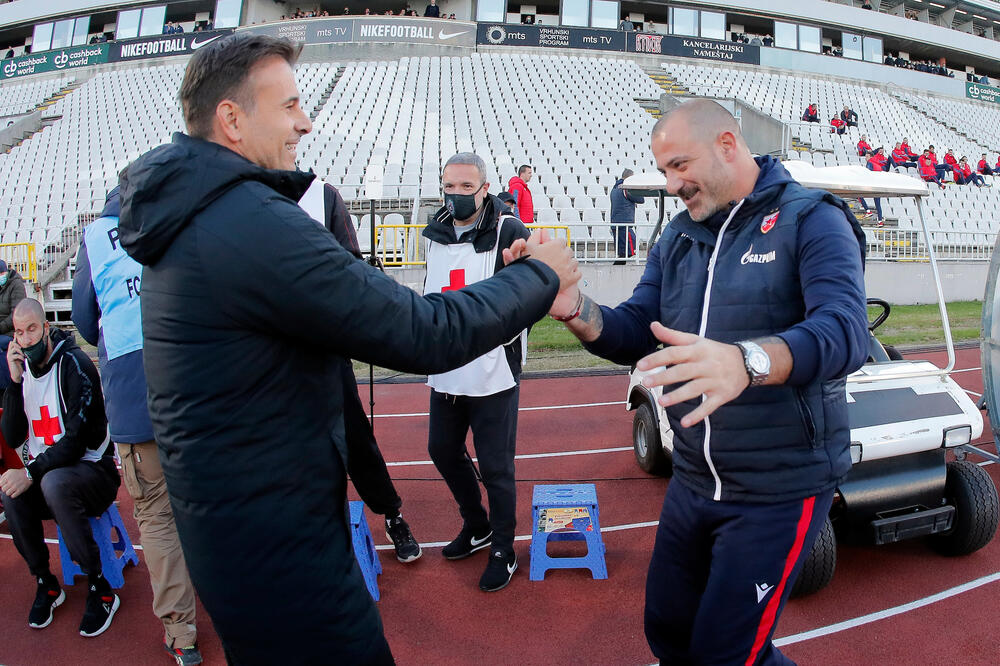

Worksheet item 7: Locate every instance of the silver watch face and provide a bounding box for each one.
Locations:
[747,349,770,375]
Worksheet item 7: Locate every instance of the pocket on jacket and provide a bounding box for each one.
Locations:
[794,389,818,448]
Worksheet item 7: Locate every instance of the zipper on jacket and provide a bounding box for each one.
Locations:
[696,200,745,502]
[794,389,818,448]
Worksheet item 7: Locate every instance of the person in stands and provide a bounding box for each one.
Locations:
[856,135,871,157]
[866,147,888,172]
[927,145,951,179]
[956,157,986,187]
[943,149,959,172]
[919,149,946,189]
[978,153,995,177]
[889,143,917,170]
[840,106,858,127]
[901,138,919,159]
[830,116,846,135]
[802,103,819,122]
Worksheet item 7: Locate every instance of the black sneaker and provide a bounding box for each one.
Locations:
[479,550,517,592]
[28,577,65,629]
[442,526,493,560]
[385,514,422,563]
[79,583,119,637]
[164,642,204,665]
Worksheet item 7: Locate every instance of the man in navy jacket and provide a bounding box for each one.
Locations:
[610,168,644,263]
[530,100,868,664]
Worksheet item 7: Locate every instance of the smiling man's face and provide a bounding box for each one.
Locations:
[235,55,311,171]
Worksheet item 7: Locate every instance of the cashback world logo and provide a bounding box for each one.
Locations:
[54,51,69,68]
[3,60,15,77]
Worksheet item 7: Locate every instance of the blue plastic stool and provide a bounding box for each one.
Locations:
[57,503,139,589]
[529,484,608,581]
[349,501,382,601]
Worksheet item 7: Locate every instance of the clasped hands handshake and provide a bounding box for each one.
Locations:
[503,230,751,428]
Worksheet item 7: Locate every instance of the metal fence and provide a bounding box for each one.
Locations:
[374,224,573,267]
[0,242,36,282]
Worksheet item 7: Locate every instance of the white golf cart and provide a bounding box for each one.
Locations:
[624,162,999,597]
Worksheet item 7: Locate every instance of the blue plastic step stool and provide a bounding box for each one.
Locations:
[349,501,382,601]
[57,503,139,589]
[529,484,608,581]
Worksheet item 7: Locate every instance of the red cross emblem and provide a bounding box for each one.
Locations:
[441,269,466,293]
[32,406,62,446]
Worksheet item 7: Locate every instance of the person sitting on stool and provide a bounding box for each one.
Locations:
[0,299,121,637]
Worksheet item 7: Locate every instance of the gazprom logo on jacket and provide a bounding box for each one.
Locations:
[741,244,776,265]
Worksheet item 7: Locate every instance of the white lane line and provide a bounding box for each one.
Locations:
[385,446,633,467]
[374,518,660,551]
[950,367,982,374]
[0,532,144,551]
[373,400,625,419]
[773,571,1000,647]
[965,389,983,397]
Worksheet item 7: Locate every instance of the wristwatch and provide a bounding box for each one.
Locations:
[735,341,770,387]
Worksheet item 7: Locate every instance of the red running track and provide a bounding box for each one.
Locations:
[0,346,996,665]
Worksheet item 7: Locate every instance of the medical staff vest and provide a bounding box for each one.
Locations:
[21,355,110,463]
[423,217,525,397]
[83,216,142,361]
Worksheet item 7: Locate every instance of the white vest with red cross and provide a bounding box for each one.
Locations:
[423,217,526,397]
[21,356,110,463]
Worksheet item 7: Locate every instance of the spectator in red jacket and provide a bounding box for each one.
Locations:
[927,145,951,178]
[943,149,958,170]
[995,155,1000,172]
[802,103,819,122]
[919,150,946,188]
[830,117,846,135]
[866,148,888,172]
[956,157,986,186]
[889,143,917,170]
[901,138,919,159]
[978,153,994,176]
[507,165,534,226]
[857,135,871,157]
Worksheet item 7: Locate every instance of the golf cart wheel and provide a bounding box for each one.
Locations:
[633,402,671,477]
[790,515,836,598]
[931,460,1000,556]
[883,344,903,361]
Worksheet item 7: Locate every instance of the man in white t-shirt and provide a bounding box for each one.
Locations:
[423,153,533,592]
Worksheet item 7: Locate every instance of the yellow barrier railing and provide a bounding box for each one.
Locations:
[0,242,37,282]
[374,224,571,267]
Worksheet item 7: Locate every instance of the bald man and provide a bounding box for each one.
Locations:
[1,298,121,637]
[526,100,869,663]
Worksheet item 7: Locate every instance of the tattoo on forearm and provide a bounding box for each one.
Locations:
[573,295,603,340]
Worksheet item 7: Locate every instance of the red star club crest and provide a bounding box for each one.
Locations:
[761,210,779,234]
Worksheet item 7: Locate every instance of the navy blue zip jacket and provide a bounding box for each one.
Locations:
[610,178,645,223]
[72,187,154,444]
[586,156,869,503]
[115,132,559,664]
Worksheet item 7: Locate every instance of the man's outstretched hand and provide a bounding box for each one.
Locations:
[635,322,749,428]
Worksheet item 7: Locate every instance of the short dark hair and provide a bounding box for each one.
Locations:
[518,164,532,176]
[179,34,302,139]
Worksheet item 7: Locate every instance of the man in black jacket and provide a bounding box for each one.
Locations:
[117,34,577,665]
[298,178,422,564]
[0,299,121,637]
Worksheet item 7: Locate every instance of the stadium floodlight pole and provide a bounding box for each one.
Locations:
[367,198,381,429]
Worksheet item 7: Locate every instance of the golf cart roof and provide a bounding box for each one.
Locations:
[622,161,930,199]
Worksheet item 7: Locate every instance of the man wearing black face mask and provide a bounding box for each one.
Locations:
[422,153,531,592]
[0,298,121,637]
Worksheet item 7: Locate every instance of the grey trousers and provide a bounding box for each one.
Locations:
[0,459,119,579]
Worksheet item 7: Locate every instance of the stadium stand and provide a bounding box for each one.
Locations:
[0,75,74,118]
[665,61,1000,246]
[1,50,999,272]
